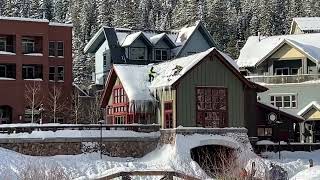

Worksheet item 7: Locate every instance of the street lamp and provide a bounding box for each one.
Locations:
[98,120,104,159]
[268,108,283,160]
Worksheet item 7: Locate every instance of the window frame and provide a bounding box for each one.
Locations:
[49,41,55,57]
[0,37,7,52]
[0,65,6,77]
[22,65,35,79]
[49,66,55,81]
[291,68,299,75]
[275,67,289,76]
[57,41,64,57]
[22,38,35,54]
[130,47,146,60]
[270,94,297,109]
[57,66,64,82]
[155,49,169,61]
[257,127,273,137]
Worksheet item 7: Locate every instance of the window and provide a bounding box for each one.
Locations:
[275,68,289,75]
[22,38,35,54]
[57,42,64,57]
[106,106,113,115]
[113,87,127,104]
[257,127,272,136]
[49,67,55,81]
[196,87,227,128]
[270,94,297,108]
[0,37,6,51]
[114,116,125,124]
[0,65,6,77]
[164,101,173,128]
[155,49,168,61]
[291,68,299,75]
[49,41,55,56]
[22,66,35,79]
[57,66,64,81]
[103,53,107,68]
[130,47,146,60]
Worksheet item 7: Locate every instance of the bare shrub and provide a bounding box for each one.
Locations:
[20,163,70,180]
[191,145,243,179]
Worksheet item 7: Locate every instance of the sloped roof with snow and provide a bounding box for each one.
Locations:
[104,48,243,103]
[237,33,320,67]
[292,17,320,31]
[297,101,320,116]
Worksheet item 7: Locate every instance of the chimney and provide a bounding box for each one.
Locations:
[258,32,261,42]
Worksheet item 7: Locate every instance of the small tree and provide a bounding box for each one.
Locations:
[25,81,43,123]
[87,92,102,124]
[48,83,67,123]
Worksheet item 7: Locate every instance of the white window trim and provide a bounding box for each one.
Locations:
[22,39,35,53]
[57,41,64,58]
[270,93,297,109]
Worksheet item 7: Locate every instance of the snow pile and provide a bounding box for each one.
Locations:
[0,51,16,55]
[23,53,43,56]
[0,129,160,139]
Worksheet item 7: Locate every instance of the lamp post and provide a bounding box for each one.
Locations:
[98,120,104,159]
[268,108,283,160]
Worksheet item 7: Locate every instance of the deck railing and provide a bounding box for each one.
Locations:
[0,124,161,134]
[246,74,320,84]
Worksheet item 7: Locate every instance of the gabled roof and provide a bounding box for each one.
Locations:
[257,102,304,123]
[101,48,266,107]
[297,101,320,117]
[149,33,176,48]
[291,17,320,33]
[237,33,320,67]
[173,21,216,57]
[121,31,153,47]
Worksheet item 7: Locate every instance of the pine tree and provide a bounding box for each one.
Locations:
[29,0,41,18]
[40,0,54,20]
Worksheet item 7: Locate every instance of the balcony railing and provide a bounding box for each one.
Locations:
[246,74,320,84]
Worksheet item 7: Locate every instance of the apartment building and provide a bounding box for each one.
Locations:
[0,17,72,123]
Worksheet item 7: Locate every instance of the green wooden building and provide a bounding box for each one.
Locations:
[101,48,267,137]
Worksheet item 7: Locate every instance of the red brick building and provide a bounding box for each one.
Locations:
[0,17,73,123]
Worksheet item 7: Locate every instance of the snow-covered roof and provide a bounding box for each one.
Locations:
[121,31,143,47]
[111,48,240,103]
[297,101,320,116]
[49,22,73,27]
[237,33,320,67]
[0,16,49,23]
[292,17,320,31]
[113,64,154,102]
[149,33,166,44]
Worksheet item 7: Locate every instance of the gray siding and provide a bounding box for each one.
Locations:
[258,83,320,115]
[179,29,211,57]
[176,55,245,127]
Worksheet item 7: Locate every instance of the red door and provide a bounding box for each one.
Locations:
[196,87,227,128]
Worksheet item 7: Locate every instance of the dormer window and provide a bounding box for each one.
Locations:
[155,49,168,61]
[130,47,146,60]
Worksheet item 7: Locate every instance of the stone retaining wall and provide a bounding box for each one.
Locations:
[0,137,159,157]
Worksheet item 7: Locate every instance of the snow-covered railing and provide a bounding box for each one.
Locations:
[246,74,320,84]
[0,123,161,134]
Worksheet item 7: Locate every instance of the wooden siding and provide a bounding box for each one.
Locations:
[156,89,176,128]
[176,55,245,127]
[304,108,320,121]
[270,44,306,59]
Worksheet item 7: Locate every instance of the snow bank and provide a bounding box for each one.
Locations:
[0,130,160,139]
[291,166,320,180]
[0,51,15,55]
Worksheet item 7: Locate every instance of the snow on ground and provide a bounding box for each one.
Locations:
[0,130,160,139]
[260,150,320,180]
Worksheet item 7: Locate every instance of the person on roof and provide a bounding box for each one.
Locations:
[149,66,156,82]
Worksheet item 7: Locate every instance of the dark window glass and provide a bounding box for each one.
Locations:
[0,38,6,51]
[49,42,55,56]
[0,65,6,77]
[22,66,35,79]
[49,66,55,81]
[57,42,64,57]
[155,50,161,60]
[57,66,64,81]
[162,50,168,60]
[22,39,35,54]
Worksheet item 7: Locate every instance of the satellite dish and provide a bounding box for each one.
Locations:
[268,112,277,122]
